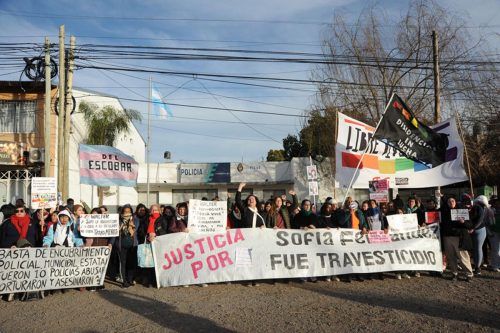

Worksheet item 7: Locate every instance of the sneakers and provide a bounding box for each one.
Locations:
[402,273,411,279]
[451,273,458,282]
[414,272,421,278]
[325,277,331,282]
[122,281,131,288]
[333,276,340,282]
[200,283,208,287]
[396,274,402,280]
[474,269,482,276]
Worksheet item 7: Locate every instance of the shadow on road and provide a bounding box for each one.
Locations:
[98,289,235,332]
[294,283,500,330]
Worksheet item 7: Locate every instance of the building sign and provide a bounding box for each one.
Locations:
[179,163,230,183]
[0,141,23,165]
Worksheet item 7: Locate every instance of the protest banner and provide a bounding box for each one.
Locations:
[450,209,470,221]
[306,165,318,180]
[308,181,319,196]
[369,178,389,203]
[0,247,111,294]
[335,112,468,188]
[79,214,119,237]
[425,211,441,224]
[152,228,442,287]
[387,214,419,232]
[79,144,138,187]
[367,230,392,244]
[30,177,57,209]
[188,199,227,233]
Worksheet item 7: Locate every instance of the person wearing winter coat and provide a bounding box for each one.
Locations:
[1,205,42,248]
[116,204,139,288]
[470,195,489,275]
[168,202,189,233]
[235,183,265,228]
[406,197,425,226]
[227,204,242,229]
[440,197,474,281]
[135,204,150,245]
[265,190,298,229]
[42,210,83,247]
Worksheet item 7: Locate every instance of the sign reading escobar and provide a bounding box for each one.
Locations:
[79,214,120,237]
[152,228,442,287]
[79,144,138,187]
[0,247,111,294]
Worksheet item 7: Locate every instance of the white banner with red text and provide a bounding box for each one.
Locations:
[152,228,442,287]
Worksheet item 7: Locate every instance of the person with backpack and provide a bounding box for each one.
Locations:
[117,204,139,288]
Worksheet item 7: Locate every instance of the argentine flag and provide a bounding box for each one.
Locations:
[151,84,173,119]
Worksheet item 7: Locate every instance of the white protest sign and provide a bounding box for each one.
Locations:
[308,181,319,196]
[31,177,57,209]
[152,228,442,287]
[79,214,119,237]
[188,199,227,233]
[306,165,318,180]
[450,209,470,221]
[0,247,111,294]
[387,214,419,232]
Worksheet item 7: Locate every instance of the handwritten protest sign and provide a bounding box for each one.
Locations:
[31,177,57,209]
[79,214,119,237]
[367,230,392,244]
[387,214,419,232]
[450,209,470,221]
[188,199,227,233]
[425,211,441,224]
[0,247,111,294]
[152,228,442,287]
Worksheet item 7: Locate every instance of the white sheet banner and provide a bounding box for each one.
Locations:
[0,247,111,294]
[152,228,442,287]
[188,199,227,233]
[335,113,468,188]
[79,214,120,237]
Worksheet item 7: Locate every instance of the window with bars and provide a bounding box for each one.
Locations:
[0,100,37,133]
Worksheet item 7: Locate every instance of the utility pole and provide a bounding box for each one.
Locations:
[432,30,442,206]
[43,37,51,177]
[57,25,65,199]
[146,77,151,207]
[63,35,75,199]
[432,30,440,124]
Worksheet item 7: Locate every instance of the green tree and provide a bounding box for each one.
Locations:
[266,149,286,161]
[79,101,142,204]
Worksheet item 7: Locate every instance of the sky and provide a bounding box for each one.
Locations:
[0,0,498,163]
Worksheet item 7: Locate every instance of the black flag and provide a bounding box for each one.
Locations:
[374,94,449,168]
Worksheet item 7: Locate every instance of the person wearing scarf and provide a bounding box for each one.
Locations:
[293,200,318,230]
[266,191,298,229]
[406,197,425,226]
[135,204,150,245]
[118,204,139,288]
[168,202,189,233]
[0,206,39,248]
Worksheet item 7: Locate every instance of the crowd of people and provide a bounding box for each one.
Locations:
[1,182,499,302]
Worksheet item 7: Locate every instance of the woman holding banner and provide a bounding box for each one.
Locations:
[235,183,265,229]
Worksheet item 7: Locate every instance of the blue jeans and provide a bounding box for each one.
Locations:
[473,227,487,270]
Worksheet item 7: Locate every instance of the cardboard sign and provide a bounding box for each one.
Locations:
[152,228,442,287]
[425,211,441,224]
[387,214,419,232]
[306,165,318,180]
[450,209,470,221]
[79,214,119,237]
[308,181,319,196]
[31,177,57,209]
[367,230,392,244]
[188,199,227,233]
[369,178,389,203]
[0,247,111,294]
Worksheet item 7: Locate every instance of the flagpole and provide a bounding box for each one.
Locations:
[342,93,394,207]
[147,77,151,207]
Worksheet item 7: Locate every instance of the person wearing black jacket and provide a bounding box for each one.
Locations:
[293,200,318,230]
[235,183,265,228]
[440,196,473,281]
